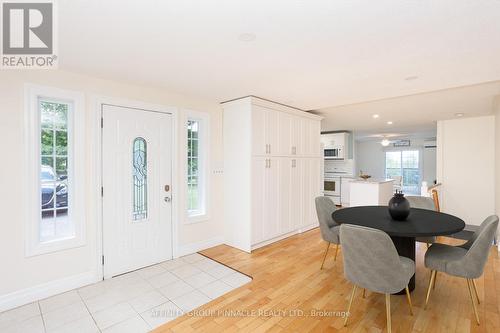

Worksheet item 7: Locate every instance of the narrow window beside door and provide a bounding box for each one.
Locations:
[26,85,85,256]
[40,100,72,242]
[132,137,148,221]
[185,111,209,222]
[187,120,201,214]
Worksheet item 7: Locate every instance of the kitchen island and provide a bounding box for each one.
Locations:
[349,179,394,207]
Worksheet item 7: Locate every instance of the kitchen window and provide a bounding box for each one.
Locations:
[26,85,85,256]
[186,110,209,222]
[385,150,421,194]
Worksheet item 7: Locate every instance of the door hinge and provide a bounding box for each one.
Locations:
[101,186,104,197]
[101,255,104,265]
[101,117,103,128]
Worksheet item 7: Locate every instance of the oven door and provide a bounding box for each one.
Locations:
[323,178,340,196]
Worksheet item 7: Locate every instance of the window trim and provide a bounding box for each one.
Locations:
[184,110,209,223]
[25,84,86,257]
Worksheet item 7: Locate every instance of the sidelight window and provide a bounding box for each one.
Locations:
[26,85,86,256]
[186,110,209,222]
[40,100,72,242]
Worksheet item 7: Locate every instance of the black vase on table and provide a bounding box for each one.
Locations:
[388,191,410,221]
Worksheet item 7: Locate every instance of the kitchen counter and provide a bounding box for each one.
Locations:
[349,178,393,184]
[349,179,394,207]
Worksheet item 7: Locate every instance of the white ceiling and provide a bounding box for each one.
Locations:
[59,0,500,110]
[315,81,500,140]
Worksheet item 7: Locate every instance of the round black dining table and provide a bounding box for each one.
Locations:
[332,206,465,294]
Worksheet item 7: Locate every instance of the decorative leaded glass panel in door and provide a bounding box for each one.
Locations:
[132,137,148,221]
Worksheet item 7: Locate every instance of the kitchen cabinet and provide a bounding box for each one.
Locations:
[289,158,303,231]
[252,105,279,156]
[290,116,304,156]
[341,177,354,207]
[301,158,322,229]
[278,112,293,156]
[321,132,351,159]
[223,96,322,252]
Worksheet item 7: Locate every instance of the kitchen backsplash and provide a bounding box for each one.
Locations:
[324,159,355,175]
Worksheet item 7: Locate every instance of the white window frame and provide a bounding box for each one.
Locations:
[184,110,209,223]
[25,84,86,256]
[384,147,423,194]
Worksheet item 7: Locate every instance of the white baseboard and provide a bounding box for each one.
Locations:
[0,271,98,312]
[298,223,319,233]
[177,236,224,257]
[251,230,298,251]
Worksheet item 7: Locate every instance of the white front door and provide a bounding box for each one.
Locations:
[102,104,173,278]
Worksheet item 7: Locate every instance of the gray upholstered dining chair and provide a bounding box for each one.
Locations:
[424,215,499,325]
[340,224,414,333]
[315,197,340,269]
[406,196,437,247]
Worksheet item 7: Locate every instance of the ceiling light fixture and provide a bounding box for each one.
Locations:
[372,114,379,119]
[381,139,390,147]
[455,113,464,117]
[238,33,256,42]
[387,121,393,125]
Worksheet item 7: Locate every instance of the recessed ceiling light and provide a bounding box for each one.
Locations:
[387,121,393,125]
[381,139,390,147]
[405,76,419,81]
[238,33,256,42]
[455,113,464,117]
[372,114,379,119]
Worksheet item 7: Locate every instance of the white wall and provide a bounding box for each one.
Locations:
[354,138,437,185]
[436,116,495,226]
[494,99,500,231]
[0,70,224,311]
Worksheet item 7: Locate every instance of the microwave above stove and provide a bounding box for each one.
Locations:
[324,146,344,160]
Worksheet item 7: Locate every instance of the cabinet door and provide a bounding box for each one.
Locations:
[278,113,292,156]
[264,157,280,239]
[278,158,292,234]
[291,116,304,156]
[266,109,279,156]
[300,159,311,228]
[300,158,321,228]
[308,158,321,226]
[303,120,321,157]
[290,158,303,231]
[251,157,266,244]
[252,106,267,156]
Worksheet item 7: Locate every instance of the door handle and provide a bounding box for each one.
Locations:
[164,197,171,202]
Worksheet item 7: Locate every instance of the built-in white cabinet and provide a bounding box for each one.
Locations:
[223,96,322,252]
[252,105,279,156]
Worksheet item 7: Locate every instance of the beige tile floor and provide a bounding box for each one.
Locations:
[0,253,252,333]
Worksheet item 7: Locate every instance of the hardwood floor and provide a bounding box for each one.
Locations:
[154,228,500,332]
